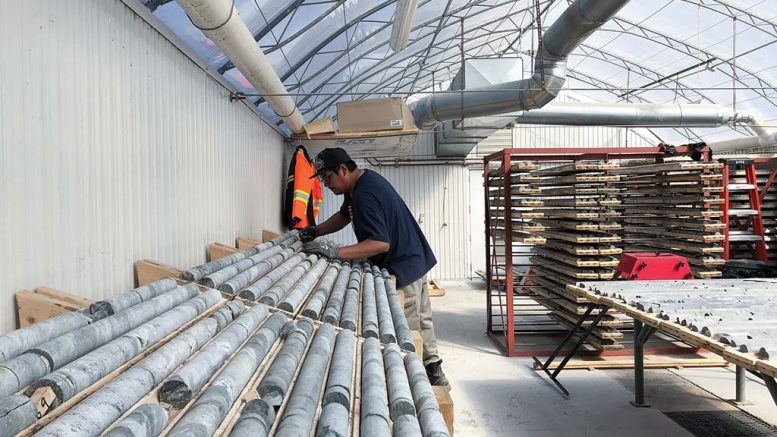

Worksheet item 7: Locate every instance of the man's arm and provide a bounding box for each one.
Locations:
[338,239,390,260]
[315,212,350,236]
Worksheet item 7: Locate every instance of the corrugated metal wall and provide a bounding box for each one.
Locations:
[0,0,285,333]
[319,134,471,280]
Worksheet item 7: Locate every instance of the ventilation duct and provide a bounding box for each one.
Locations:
[175,0,306,134]
[411,0,630,134]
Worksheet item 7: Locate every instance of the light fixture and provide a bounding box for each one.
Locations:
[390,0,418,52]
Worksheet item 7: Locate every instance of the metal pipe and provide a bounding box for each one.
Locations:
[316,329,356,437]
[361,270,379,339]
[510,102,732,127]
[404,352,450,436]
[0,284,199,398]
[174,0,306,133]
[275,323,337,436]
[633,320,646,407]
[322,263,352,325]
[258,318,315,406]
[261,255,318,306]
[736,366,746,402]
[410,0,629,128]
[103,403,169,437]
[158,302,268,408]
[168,312,287,437]
[373,267,397,344]
[219,247,296,295]
[360,338,390,436]
[228,398,275,437]
[35,303,240,437]
[382,268,415,352]
[279,258,329,313]
[302,263,341,319]
[239,254,306,301]
[26,289,222,413]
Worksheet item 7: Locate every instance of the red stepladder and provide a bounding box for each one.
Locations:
[720,158,768,261]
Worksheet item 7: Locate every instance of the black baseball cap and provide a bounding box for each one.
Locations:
[310,147,355,178]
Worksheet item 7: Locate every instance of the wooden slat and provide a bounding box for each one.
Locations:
[529,161,620,175]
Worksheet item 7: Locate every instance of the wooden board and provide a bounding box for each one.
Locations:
[303,116,336,135]
[624,185,723,195]
[433,386,455,436]
[487,161,539,176]
[623,217,725,232]
[624,226,725,243]
[529,161,619,175]
[623,207,724,218]
[626,239,723,254]
[412,330,424,359]
[532,187,620,196]
[429,279,445,297]
[531,174,621,185]
[135,259,185,286]
[262,229,281,242]
[543,240,622,256]
[236,236,262,249]
[617,173,722,184]
[610,161,723,175]
[15,288,93,327]
[534,248,618,268]
[621,196,723,206]
[208,242,239,261]
[532,356,727,371]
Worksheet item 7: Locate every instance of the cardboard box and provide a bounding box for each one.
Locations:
[336,97,415,133]
[303,117,336,136]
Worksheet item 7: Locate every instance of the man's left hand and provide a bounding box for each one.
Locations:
[303,239,340,259]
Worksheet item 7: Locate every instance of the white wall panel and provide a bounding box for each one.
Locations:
[0,0,285,333]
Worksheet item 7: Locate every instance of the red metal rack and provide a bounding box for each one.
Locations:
[483,146,710,357]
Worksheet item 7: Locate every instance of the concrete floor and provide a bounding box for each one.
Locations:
[430,280,777,436]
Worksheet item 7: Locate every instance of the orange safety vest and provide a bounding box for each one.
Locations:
[284,145,323,229]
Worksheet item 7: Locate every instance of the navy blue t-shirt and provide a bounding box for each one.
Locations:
[339,170,436,288]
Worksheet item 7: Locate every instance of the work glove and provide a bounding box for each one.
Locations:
[303,239,340,260]
[298,226,319,243]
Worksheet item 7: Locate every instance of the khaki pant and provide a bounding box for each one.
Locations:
[399,275,440,365]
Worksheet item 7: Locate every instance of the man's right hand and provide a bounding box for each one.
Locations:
[299,226,319,243]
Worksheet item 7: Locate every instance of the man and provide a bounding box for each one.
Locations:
[300,147,449,388]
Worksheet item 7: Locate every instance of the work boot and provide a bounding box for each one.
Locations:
[425,360,450,389]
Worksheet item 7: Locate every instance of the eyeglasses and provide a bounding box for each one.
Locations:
[319,170,335,185]
[319,165,341,185]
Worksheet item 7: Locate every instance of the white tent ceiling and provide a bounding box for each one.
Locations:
[140,0,776,145]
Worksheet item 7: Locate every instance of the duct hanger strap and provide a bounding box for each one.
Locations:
[535,0,545,89]
[186,0,235,32]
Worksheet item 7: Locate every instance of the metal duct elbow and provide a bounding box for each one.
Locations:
[410,0,629,129]
[175,0,306,134]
